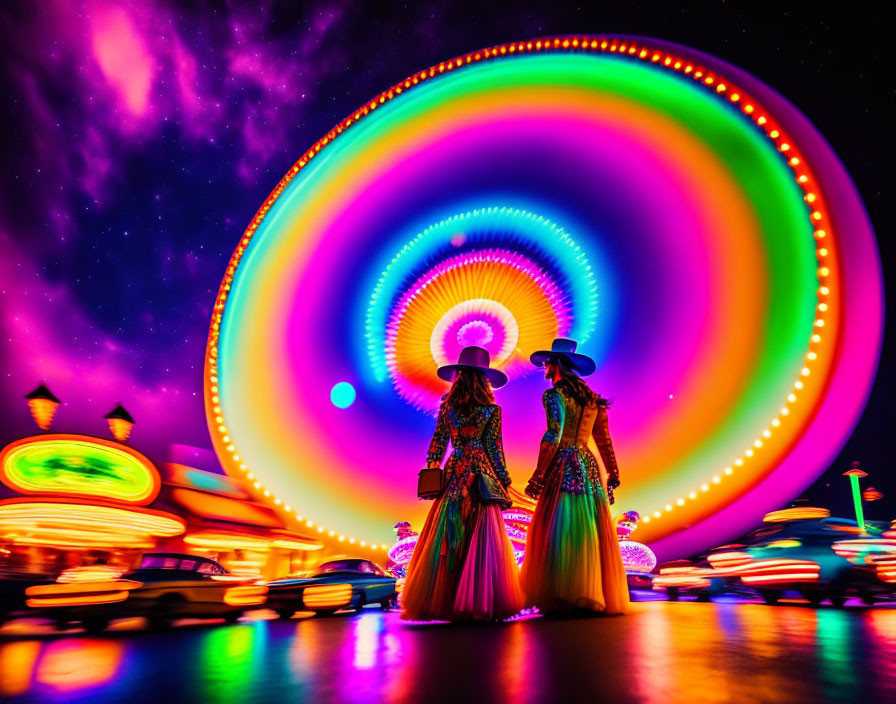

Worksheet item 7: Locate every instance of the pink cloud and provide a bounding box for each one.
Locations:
[89,5,154,117]
[4,0,353,227]
[0,1,356,453]
[173,39,201,116]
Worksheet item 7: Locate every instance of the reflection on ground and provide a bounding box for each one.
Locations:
[1,601,894,703]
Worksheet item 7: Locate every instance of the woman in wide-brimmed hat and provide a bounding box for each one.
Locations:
[401,346,524,621]
[521,338,629,615]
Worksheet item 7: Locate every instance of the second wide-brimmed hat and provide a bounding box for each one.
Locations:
[437,345,508,388]
[530,337,596,376]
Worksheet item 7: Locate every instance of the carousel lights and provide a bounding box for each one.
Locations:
[734,558,808,574]
[204,35,839,539]
[737,559,821,584]
[656,556,822,585]
[0,501,185,538]
[184,532,273,550]
[766,539,802,549]
[862,486,883,502]
[707,551,753,569]
[271,537,324,551]
[740,572,819,585]
[762,506,830,522]
[11,533,156,549]
[831,538,896,561]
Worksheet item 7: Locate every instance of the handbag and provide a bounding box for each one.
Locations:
[417,467,445,499]
[476,472,512,510]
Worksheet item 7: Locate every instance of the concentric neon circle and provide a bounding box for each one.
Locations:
[372,207,596,408]
[431,300,517,365]
[206,36,882,560]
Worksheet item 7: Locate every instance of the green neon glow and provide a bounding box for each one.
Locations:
[1,439,155,503]
[199,622,265,702]
[849,475,866,531]
[816,610,858,696]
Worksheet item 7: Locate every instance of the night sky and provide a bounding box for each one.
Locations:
[1,2,892,523]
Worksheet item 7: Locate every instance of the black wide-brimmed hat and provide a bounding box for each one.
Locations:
[437,346,508,388]
[530,337,596,376]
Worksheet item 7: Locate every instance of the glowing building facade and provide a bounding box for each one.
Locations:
[0,434,321,579]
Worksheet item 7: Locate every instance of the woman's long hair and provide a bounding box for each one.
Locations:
[555,358,607,409]
[445,369,494,415]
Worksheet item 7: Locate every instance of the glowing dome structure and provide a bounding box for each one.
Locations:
[387,521,418,577]
[205,36,882,560]
[616,511,657,573]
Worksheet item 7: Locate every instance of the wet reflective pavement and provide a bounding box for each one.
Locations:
[1,601,894,704]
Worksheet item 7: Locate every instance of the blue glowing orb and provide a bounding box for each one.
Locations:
[330,382,357,409]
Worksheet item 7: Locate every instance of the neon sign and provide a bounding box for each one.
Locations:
[0,435,160,505]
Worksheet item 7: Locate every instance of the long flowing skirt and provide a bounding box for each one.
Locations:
[521,470,628,614]
[401,493,525,621]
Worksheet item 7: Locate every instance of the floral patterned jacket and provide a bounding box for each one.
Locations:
[525,386,619,499]
[426,401,512,502]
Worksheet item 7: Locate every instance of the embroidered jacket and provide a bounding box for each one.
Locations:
[525,386,619,499]
[427,402,512,503]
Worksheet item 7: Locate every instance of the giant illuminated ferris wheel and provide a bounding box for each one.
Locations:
[204,36,882,561]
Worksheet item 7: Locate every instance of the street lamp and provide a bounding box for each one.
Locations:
[843,461,868,533]
[24,383,61,430]
[104,403,135,443]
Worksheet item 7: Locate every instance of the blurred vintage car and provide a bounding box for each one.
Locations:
[23,552,267,632]
[652,509,896,606]
[738,515,895,606]
[652,559,716,601]
[625,570,655,592]
[0,569,57,626]
[266,558,398,618]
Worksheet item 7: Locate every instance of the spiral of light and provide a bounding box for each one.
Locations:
[206,36,882,560]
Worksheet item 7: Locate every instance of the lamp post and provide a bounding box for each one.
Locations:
[24,383,61,430]
[104,404,135,443]
[843,461,868,533]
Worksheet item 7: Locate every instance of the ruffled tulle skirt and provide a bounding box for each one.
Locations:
[401,493,525,621]
[521,468,629,615]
